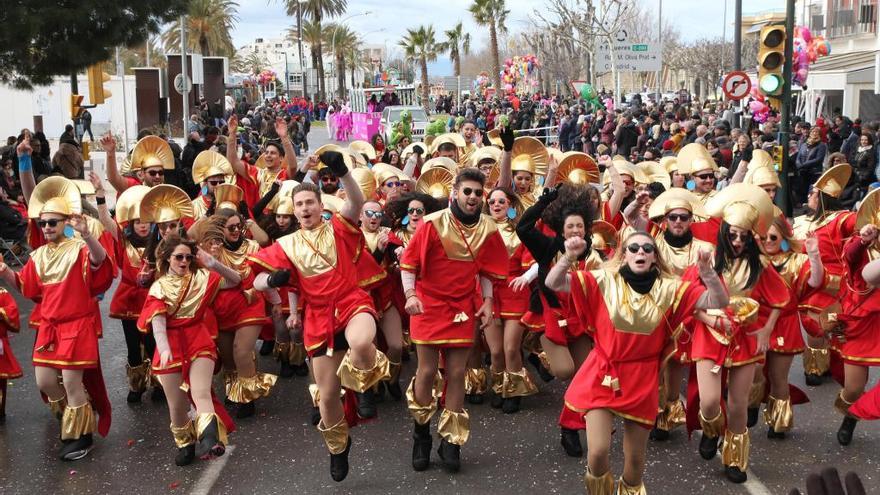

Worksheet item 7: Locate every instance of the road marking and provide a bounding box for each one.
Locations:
[744,469,773,495]
[190,444,234,495]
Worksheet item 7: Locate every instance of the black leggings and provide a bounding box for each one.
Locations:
[121,319,156,366]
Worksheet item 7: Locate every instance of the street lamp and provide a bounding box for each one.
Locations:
[330,11,374,97]
[293,0,307,98]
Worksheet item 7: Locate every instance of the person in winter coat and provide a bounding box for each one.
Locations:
[853,133,877,187]
[795,127,828,204]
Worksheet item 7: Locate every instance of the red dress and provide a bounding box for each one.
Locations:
[213,239,270,332]
[238,163,289,211]
[793,211,856,312]
[764,252,825,354]
[691,259,789,367]
[137,269,222,373]
[565,269,705,428]
[832,237,880,366]
[249,214,382,356]
[0,289,23,379]
[399,210,507,347]
[109,229,149,320]
[16,238,114,369]
[492,219,531,321]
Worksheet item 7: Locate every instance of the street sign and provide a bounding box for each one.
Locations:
[595,31,662,73]
[173,73,192,95]
[722,71,751,100]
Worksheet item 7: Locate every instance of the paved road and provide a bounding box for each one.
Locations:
[2,131,880,494]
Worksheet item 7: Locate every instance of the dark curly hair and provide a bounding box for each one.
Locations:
[156,233,198,275]
[385,192,442,229]
[541,184,594,236]
[714,221,762,289]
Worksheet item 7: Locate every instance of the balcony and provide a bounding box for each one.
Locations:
[813,0,878,38]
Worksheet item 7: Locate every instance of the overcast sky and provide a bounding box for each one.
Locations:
[234,0,785,75]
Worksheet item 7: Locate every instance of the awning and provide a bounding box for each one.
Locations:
[746,21,770,33]
[810,50,878,72]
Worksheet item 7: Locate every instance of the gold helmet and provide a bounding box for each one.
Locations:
[350,167,377,199]
[140,184,194,224]
[265,180,300,212]
[72,179,96,196]
[511,136,549,176]
[638,161,672,190]
[469,146,502,169]
[314,144,354,170]
[677,143,717,175]
[422,157,458,173]
[214,184,244,211]
[660,156,679,174]
[556,152,600,185]
[372,163,406,189]
[856,187,880,229]
[602,159,650,186]
[813,163,852,199]
[485,128,503,148]
[192,150,233,184]
[416,167,455,202]
[349,140,377,161]
[647,188,707,220]
[275,196,295,215]
[705,183,775,236]
[115,185,151,224]
[429,133,467,155]
[131,135,174,171]
[27,176,83,219]
[590,220,618,251]
[321,194,344,214]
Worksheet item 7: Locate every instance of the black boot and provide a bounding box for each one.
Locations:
[374,382,387,403]
[293,363,310,377]
[279,358,296,379]
[502,396,521,414]
[747,407,759,428]
[386,379,403,401]
[59,434,93,461]
[560,428,583,457]
[725,465,748,483]
[195,417,225,459]
[767,426,786,440]
[150,386,165,403]
[465,392,484,405]
[437,438,461,472]
[330,437,351,482]
[357,390,377,419]
[649,427,670,441]
[259,339,275,356]
[527,353,555,382]
[837,416,858,446]
[412,422,432,471]
[805,372,823,386]
[311,406,321,426]
[127,390,143,403]
[175,444,196,466]
[236,400,255,419]
[490,393,504,409]
[699,433,719,460]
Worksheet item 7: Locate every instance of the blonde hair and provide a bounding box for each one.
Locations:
[603,230,672,277]
[765,216,803,253]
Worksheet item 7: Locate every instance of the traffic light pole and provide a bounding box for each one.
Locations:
[777,0,795,217]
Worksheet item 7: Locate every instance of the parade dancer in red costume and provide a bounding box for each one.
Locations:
[0,288,23,421]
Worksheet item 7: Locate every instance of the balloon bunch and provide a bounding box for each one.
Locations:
[473,71,492,95]
[500,54,540,94]
[792,26,831,87]
[748,86,771,123]
[579,83,605,111]
[258,69,277,86]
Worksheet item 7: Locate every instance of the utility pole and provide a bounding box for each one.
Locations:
[777,0,795,217]
[734,0,743,128]
[180,15,190,138]
[297,1,306,98]
[655,0,662,103]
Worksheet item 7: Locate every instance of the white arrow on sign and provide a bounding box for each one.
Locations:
[722,71,751,100]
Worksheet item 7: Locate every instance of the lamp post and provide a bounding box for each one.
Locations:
[294,0,307,98]
[330,11,373,99]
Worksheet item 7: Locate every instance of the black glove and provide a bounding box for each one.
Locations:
[500,124,515,152]
[267,269,291,288]
[320,150,348,178]
[270,181,281,193]
[481,131,491,147]
[788,467,866,495]
[238,200,251,219]
[413,144,424,156]
[539,186,559,204]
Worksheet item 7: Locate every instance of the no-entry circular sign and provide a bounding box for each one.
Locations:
[722,71,751,101]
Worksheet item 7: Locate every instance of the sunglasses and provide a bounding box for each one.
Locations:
[407,207,425,215]
[460,187,484,197]
[728,231,752,242]
[626,243,656,254]
[694,173,715,181]
[488,198,508,206]
[364,210,384,219]
[37,219,63,228]
[321,176,338,183]
[766,234,779,242]
[146,169,165,177]
[225,223,243,232]
[666,213,692,223]
[171,254,194,262]
[385,181,402,188]
[159,222,179,231]
[207,180,224,186]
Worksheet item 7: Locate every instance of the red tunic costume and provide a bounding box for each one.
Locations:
[792,211,856,312]
[493,219,531,321]
[832,237,880,365]
[0,288,23,380]
[764,252,826,354]
[691,259,789,368]
[249,214,382,356]
[565,269,705,427]
[109,228,149,319]
[213,239,270,332]
[399,209,507,347]
[237,164,289,211]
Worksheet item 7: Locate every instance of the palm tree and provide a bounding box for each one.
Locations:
[399,25,442,112]
[324,23,359,98]
[162,0,239,57]
[469,0,508,91]
[286,0,347,101]
[231,52,268,75]
[444,22,471,78]
[344,42,370,89]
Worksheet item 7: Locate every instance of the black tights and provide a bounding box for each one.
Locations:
[122,319,156,366]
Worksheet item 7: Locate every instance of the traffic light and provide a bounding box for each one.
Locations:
[86,63,112,105]
[70,94,85,120]
[757,24,786,112]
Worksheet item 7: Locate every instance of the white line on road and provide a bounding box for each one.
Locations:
[744,469,773,495]
[190,444,235,495]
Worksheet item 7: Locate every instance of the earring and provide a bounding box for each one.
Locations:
[507,207,517,220]
[686,179,696,191]
[402,215,410,226]
[63,224,75,238]
[780,239,790,252]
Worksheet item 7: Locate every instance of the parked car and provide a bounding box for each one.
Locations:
[381,106,429,143]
